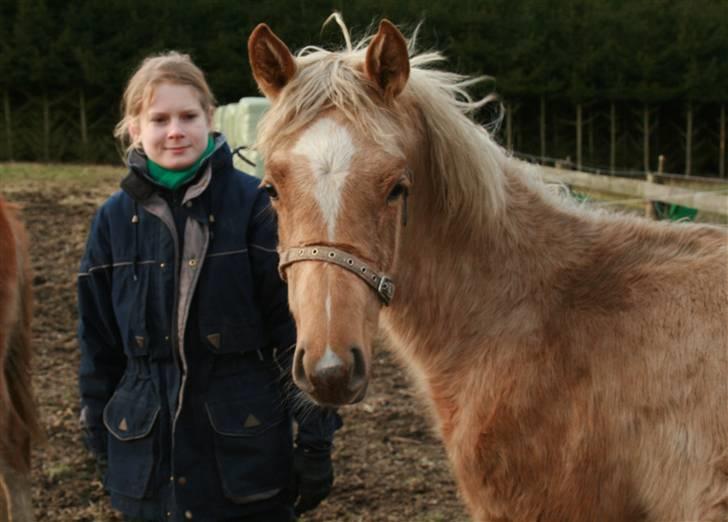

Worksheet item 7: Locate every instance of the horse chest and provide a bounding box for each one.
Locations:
[451,430,645,522]
[440,390,650,522]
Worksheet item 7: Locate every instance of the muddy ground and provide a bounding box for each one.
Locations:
[2,174,467,522]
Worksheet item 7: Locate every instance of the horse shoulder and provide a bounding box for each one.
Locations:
[429,335,663,522]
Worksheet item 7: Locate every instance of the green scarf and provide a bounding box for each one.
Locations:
[147,136,216,190]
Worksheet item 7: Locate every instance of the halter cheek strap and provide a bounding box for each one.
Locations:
[278,245,395,305]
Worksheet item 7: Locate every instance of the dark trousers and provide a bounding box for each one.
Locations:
[125,505,296,522]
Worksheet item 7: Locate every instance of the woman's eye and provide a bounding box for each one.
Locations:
[263,183,279,200]
[388,183,407,201]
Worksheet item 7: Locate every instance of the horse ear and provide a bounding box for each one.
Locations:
[365,19,410,99]
[248,23,296,99]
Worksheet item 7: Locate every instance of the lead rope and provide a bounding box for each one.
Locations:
[231,145,257,168]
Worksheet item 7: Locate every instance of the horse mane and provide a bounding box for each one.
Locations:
[255,18,509,227]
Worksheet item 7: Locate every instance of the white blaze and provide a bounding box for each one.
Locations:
[292,118,356,241]
[315,346,344,373]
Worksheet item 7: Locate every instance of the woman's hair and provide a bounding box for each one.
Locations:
[114,51,217,155]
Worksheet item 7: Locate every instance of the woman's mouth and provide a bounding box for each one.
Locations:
[166,145,190,154]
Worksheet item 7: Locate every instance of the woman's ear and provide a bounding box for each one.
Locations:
[129,119,140,141]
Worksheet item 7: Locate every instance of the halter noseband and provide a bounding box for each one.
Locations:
[278,245,395,305]
[276,168,409,306]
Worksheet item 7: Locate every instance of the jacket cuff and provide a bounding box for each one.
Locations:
[295,408,343,451]
[80,405,107,454]
[83,429,108,459]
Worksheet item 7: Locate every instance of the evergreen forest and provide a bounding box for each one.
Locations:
[1,0,727,177]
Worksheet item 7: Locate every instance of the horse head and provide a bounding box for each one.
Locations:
[248,20,414,406]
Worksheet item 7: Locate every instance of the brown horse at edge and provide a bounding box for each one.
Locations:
[0,197,39,522]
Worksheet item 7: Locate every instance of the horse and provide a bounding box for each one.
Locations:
[0,197,38,522]
[247,18,728,521]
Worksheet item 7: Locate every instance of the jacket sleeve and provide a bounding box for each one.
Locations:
[77,205,126,458]
[247,189,342,449]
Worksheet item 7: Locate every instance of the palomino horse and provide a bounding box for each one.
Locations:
[0,197,38,522]
[248,19,728,521]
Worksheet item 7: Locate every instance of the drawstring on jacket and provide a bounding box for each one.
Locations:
[205,184,216,240]
[132,201,140,281]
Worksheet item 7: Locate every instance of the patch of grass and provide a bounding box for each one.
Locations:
[0,162,121,184]
[45,462,76,482]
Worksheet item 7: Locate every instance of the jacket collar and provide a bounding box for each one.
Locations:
[121,133,230,203]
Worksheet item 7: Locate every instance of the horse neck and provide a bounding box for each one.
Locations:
[383,155,589,368]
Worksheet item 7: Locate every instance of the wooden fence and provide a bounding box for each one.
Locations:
[538,165,728,218]
[213,97,728,218]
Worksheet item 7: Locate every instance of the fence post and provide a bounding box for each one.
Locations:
[645,172,656,219]
[505,103,513,152]
[42,93,50,162]
[3,90,12,161]
[80,89,88,162]
[644,155,664,219]
[720,104,725,179]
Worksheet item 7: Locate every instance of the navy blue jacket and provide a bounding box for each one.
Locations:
[78,137,340,521]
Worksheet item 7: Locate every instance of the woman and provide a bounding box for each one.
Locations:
[77,51,340,522]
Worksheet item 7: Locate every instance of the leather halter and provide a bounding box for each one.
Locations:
[278,245,395,305]
[277,171,409,306]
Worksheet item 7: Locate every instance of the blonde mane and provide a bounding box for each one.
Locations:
[255,21,508,227]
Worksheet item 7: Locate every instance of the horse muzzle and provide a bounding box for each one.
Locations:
[292,343,369,406]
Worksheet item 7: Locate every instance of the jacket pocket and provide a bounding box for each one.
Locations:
[206,396,293,501]
[200,319,268,355]
[102,379,159,499]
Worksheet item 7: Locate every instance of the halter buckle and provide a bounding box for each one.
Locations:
[377,276,395,305]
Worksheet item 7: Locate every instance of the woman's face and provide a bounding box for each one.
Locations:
[133,82,212,170]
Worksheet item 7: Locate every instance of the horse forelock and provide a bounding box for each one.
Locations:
[255,23,508,227]
[256,46,402,159]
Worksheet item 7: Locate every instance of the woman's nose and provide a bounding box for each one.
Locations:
[167,119,185,138]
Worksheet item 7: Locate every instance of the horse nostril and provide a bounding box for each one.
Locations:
[293,347,313,393]
[349,346,367,391]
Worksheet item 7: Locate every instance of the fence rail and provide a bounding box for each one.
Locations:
[538,165,728,217]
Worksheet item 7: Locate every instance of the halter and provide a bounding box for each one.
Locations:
[278,245,395,305]
[276,170,409,306]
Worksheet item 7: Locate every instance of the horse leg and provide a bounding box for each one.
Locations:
[0,457,33,522]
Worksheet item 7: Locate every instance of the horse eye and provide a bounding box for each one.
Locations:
[263,183,279,200]
[388,183,407,201]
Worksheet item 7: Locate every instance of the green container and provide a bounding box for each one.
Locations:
[213,97,270,178]
[653,201,698,222]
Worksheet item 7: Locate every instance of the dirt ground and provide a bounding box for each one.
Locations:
[2,174,467,522]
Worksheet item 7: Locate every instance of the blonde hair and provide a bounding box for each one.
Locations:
[114,51,216,154]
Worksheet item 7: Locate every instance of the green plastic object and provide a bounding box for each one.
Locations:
[653,201,698,222]
[212,97,270,178]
